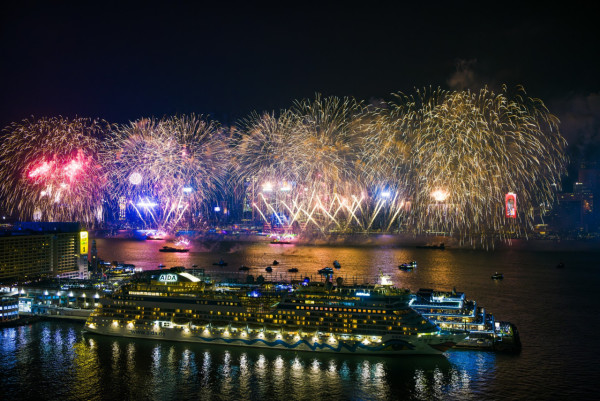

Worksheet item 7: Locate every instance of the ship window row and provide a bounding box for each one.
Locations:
[295,305,386,314]
[119,295,241,307]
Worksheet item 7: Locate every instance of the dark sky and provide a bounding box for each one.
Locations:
[1,1,599,164]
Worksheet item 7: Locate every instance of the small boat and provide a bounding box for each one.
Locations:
[556,262,565,269]
[288,268,298,273]
[191,264,198,268]
[265,266,273,273]
[318,267,334,275]
[491,272,503,280]
[272,260,279,265]
[239,265,250,271]
[159,246,189,253]
[399,261,417,270]
[213,260,228,266]
[157,264,166,269]
[333,260,341,269]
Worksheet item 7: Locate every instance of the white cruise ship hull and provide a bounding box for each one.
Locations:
[84,320,462,355]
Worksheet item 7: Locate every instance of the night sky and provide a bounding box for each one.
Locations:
[1,2,599,170]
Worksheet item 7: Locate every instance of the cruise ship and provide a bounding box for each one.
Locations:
[409,288,521,352]
[84,270,466,355]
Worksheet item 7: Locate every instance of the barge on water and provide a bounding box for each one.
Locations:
[409,288,521,353]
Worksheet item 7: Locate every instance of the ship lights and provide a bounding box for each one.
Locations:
[88,323,95,329]
[112,321,119,327]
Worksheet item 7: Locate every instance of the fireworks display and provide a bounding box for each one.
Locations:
[232,95,386,232]
[0,116,109,223]
[101,114,229,230]
[0,86,569,246]
[390,86,568,244]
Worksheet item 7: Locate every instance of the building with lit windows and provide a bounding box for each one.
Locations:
[0,222,89,283]
[0,296,19,322]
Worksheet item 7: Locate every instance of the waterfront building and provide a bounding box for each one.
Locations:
[0,222,89,283]
[0,296,18,322]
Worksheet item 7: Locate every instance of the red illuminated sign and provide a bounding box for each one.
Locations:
[505,192,517,218]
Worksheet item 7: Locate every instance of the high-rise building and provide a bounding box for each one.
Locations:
[0,222,89,283]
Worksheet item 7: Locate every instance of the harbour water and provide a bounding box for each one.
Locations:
[1,238,599,400]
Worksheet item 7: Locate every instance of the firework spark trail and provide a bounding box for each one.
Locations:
[390,86,568,244]
[0,116,109,223]
[102,114,229,230]
[232,88,567,246]
[232,95,379,232]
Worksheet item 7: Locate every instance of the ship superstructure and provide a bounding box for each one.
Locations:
[409,288,521,352]
[84,270,466,355]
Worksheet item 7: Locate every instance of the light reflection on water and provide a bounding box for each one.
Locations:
[68,333,482,401]
[1,319,593,400]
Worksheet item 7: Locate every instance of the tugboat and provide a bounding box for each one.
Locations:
[239,265,250,271]
[213,259,228,267]
[333,260,341,269]
[288,267,298,273]
[491,272,504,280]
[272,260,279,266]
[265,266,273,273]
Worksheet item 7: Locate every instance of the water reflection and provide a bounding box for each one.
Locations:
[0,322,504,400]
